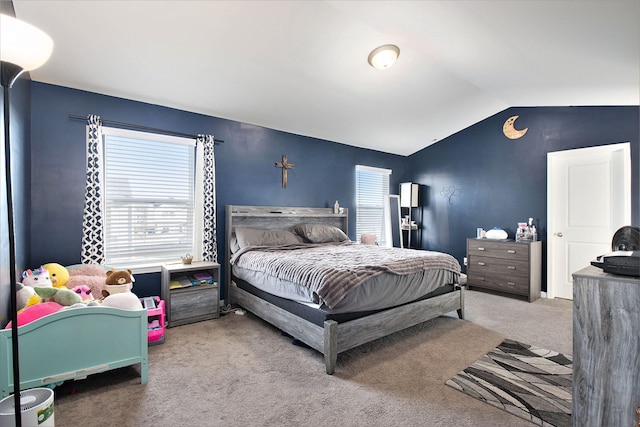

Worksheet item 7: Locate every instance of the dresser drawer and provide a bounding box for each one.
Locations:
[466,272,530,295]
[467,239,529,261]
[467,255,530,278]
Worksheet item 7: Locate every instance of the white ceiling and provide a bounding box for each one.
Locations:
[13,0,640,156]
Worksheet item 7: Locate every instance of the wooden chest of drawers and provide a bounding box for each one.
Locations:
[466,238,542,302]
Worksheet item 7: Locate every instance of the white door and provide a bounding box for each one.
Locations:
[547,143,631,300]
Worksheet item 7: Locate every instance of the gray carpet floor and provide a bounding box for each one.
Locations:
[51,289,572,426]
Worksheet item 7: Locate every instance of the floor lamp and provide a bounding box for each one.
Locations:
[1,14,53,426]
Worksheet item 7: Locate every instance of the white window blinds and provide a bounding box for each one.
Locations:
[355,165,391,246]
[103,127,197,268]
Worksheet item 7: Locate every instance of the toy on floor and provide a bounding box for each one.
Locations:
[42,262,70,288]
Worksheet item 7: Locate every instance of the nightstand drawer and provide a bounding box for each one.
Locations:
[467,256,530,278]
[171,284,219,322]
[467,239,529,261]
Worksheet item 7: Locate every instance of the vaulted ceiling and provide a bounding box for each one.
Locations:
[13,1,640,155]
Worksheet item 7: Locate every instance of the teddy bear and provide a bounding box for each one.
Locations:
[103,268,135,297]
[101,268,142,310]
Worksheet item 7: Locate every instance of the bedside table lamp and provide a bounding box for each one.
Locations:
[400,182,419,248]
[2,13,53,426]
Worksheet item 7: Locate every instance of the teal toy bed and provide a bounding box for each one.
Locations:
[0,306,148,398]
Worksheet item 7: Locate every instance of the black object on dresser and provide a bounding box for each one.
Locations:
[466,238,542,302]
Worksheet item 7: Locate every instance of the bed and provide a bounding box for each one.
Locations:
[0,306,148,398]
[225,205,465,374]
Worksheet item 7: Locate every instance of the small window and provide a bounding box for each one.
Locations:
[102,127,201,268]
[355,165,391,246]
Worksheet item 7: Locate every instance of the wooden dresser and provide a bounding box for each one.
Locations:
[572,265,640,427]
[466,238,541,302]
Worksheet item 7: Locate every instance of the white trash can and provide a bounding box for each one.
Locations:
[0,388,55,427]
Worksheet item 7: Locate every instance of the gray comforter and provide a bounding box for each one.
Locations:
[230,242,461,308]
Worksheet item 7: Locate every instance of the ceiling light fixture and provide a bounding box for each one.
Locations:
[367,44,400,69]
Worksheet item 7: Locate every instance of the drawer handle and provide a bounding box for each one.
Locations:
[477,247,485,251]
[507,250,516,254]
[507,266,516,270]
[477,262,486,266]
[506,282,516,286]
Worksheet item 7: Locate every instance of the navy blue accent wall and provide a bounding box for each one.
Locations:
[406,106,640,291]
[28,82,407,297]
[25,82,640,298]
[0,76,31,327]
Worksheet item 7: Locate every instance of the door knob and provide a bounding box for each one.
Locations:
[555,232,564,237]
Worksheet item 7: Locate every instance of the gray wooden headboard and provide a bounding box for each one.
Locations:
[224,205,349,304]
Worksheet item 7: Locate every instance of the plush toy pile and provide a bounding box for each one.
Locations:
[7,263,143,328]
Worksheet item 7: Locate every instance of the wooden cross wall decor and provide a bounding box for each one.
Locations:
[275,154,295,188]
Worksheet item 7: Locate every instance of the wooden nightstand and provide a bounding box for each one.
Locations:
[161,261,220,327]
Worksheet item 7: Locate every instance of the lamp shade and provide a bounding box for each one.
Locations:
[0,14,53,71]
[400,182,419,208]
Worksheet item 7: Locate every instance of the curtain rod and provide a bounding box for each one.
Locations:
[68,114,224,143]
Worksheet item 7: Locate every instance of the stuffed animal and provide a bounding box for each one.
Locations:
[101,292,143,310]
[5,302,64,328]
[21,266,53,288]
[72,285,95,302]
[34,286,83,306]
[42,263,70,289]
[66,264,108,299]
[15,283,36,311]
[103,268,135,296]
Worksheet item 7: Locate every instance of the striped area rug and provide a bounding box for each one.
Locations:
[446,339,572,427]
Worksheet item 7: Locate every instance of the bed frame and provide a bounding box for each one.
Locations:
[0,306,148,397]
[225,205,465,374]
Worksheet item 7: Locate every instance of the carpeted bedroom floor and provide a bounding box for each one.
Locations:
[51,289,572,426]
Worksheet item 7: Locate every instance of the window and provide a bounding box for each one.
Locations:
[355,165,391,246]
[102,127,201,268]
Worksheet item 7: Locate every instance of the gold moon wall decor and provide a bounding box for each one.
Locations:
[503,115,528,139]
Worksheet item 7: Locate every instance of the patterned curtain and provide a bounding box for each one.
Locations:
[197,134,217,262]
[81,114,105,264]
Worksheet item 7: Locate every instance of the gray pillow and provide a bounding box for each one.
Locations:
[293,223,349,243]
[235,228,304,249]
[229,235,241,253]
